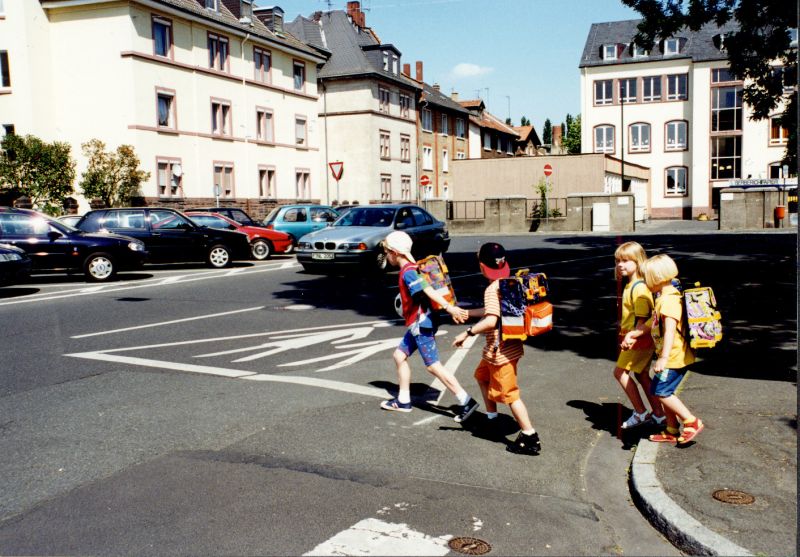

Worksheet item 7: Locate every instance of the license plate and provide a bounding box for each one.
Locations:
[312,252,334,260]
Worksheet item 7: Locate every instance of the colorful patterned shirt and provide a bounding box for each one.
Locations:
[482,280,524,365]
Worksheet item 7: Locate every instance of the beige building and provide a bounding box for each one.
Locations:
[1,0,326,217]
[580,19,794,219]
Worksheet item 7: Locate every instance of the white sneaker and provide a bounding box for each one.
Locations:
[621,411,650,429]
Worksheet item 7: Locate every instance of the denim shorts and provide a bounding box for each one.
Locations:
[651,367,687,397]
[398,327,440,367]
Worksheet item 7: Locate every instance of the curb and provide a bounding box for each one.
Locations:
[630,441,754,556]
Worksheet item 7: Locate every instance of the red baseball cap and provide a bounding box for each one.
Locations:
[478,242,510,281]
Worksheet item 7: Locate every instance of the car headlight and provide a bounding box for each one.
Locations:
[297,241,312,250]
[340,242,368,251]
[127,241,145,252]
[0,252,22,262]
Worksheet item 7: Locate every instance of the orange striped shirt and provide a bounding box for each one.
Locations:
[481,281,524,364]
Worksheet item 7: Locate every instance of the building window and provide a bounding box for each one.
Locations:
[442,149,449,173]
[603,44,618,60]
[769,115,789,145]
[380,174,391,201]
[204,0,218,11]
[152,17,172,58]
[456,151,466,160]
[456,118,465,138]
[293,62,305,91]
[642,76,661,101]
[711,85,743,131]
[156,90,176,129]
[629,123,650,152]
[712,68,737,83]
[483,132,491,150]
[401,176,411,201]
[0,0,5,16]
[382,52,390,71]
[379,130,391,160]
[664,38,681,55]
[254,47,271,83]
[378,87,390,113]
[295,116,307,145]
[665,120,688,151]
[0,51,10,88]
[422,146,433,170]
[632,44,648,58]
[619,78,637,103]
[256,108,273,142]
[665,167,688,196]
[399,94,411,118]
[208,33,229,71]
[768,163,783,179]
[213,163,234,198]
[594,125,615,153]
[666,74,688,100]
[400,134,410,162]
[441,114,449,136]
[1,124,14,137]
[258,167,275,198]
[295,170,310,199]
[421,108,433,131]
[594,80,613,105]
[711,136,742,180]
[211,100,231,136]
[157,159,182,198]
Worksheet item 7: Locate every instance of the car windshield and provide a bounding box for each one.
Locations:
[333,207,396,227]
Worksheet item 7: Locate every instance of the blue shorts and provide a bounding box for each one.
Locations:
[651,367,687,397]
[398,327,440,367]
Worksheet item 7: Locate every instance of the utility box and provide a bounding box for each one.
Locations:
[592,202,610,231]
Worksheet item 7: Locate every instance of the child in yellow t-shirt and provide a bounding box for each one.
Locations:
[626,254,704,445]
[614,242,664,429]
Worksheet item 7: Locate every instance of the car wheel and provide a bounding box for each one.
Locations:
[84,252,115,282]
[374,250,388,272]
[283,236,296,254]
[251,239,272,260]
[394,292,403,318]
[207,244,231,268]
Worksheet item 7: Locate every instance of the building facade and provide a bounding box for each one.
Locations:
[1,0,327,218]
[458,100,520,160]
[580,19,793,219]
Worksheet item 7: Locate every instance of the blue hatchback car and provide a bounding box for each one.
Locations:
[262,204,339,252]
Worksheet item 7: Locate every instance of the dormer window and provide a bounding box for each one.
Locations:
[603,44,618,60]
[382,52,389,71]
[240,0,252,20]
[204,0,218,11]
[632,44,648,58]
[392,55,399,74]
[664,38,681,55]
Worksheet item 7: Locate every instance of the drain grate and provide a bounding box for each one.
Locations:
[448,537,492,555]
[712,489,755,505]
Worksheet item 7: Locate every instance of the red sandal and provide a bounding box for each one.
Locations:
[678,419,704,444]
[649,430,678,444]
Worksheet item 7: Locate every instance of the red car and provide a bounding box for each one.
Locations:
[186,211,292,260]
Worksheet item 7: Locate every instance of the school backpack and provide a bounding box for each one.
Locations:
[498,269,553,341]
[416,254,457,311]
[670,279,723,349]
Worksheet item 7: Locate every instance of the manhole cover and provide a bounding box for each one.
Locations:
[448,537,492,555]
[712,489,755,505]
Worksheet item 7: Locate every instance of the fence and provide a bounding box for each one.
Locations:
[447,200,485,220]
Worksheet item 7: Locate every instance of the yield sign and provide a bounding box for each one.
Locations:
[329,161,344,181]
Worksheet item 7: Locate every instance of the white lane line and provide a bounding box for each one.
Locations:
[160,275,187,284]
[71,306,266,339]
[303,518,451,556]
[79,285,107,293]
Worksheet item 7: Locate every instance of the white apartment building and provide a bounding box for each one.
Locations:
[0,0,326,217]
[580,19,794,219]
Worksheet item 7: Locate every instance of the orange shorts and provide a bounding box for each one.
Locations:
[474,359,520,404]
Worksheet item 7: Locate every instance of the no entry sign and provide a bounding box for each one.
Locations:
[420,175,431,186]
[543,164,553,177]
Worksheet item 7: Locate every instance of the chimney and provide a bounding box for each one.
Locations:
[432,83,440,93]
[347,1,365,27]
[451,91,459,102]
[254,6,284,33]
[552,125,563,147]
[402,63,411,77]
[415,61,423,82]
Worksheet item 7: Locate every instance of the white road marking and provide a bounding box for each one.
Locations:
[71,306,266,339]
[303,518,451,556]
[79,285,107,293]
[160,275,187,284]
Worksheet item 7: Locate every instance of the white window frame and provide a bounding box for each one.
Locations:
[295,116,307,146]
[400,134,410,162]
[421,108,433,132]
[399,94,411,118]
[379,130,391,160]
[770,115,789,145]
[594,125,614,154]
[254,47,271,83]
[256,108,273,142]
[211,99,231,136]
[665,120,688,151]
[157,159,183,198]
[401,176,411,201]
[293,61,305,91]
[619,78,637,103]
[258,166,276,198]
[603,44,617,60]
[642,76,661,102]
[208,33,229,72]
[379,87,391,114]
[632,44,648,58]
[665,166,688,196]
[380,174,391,201]
[204,0,218,11]
[152,16,172,58]
[594,80,613,105]
[156,89,176,129]
[456,118,465,138]
[629,122,650,152]
[666,74,688,101]
[664,38,680,55]
[422,146,433,171]
[442,148,449,173]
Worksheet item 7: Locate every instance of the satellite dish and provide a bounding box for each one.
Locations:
[172,164,183,177]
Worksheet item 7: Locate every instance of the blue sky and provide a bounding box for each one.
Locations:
[265,0,641,132]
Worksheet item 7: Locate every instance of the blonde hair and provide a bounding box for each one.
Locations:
[614,241,647,279]
[641,254,679,290]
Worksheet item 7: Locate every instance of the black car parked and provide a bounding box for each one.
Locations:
[0,242,32,286]
[0,207,147,282]
[76,207,251,268]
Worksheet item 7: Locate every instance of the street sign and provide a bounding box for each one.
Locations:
[329,161,344,181]
[543,164,553,177]
[420,175,431,186]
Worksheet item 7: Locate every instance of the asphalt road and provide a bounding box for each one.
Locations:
[0,231,794,556]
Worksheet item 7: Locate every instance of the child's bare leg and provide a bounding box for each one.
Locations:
[659,395,695,423]
[509,399,534,433]
[613,367,647,414]
[476,378,496,413]
[392,349,412,393]
[426,361,466,396]
[637,371,664,417]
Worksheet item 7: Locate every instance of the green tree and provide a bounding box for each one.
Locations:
[0,134,76,214]
[520,116,531,126]
[563,114,582,154]
[621,0,797,169]
[79,139,150,208]
[542,118,552,145]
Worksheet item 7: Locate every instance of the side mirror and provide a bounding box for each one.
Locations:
[395,221,406,230]
[47,230,63,241]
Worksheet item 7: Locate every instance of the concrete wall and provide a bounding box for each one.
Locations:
[718,187,791,230]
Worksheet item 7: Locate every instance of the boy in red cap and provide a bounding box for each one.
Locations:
[452,242,541,455]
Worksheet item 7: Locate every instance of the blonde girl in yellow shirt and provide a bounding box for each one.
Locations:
[614,242,664,429]
[625,254,704,445]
